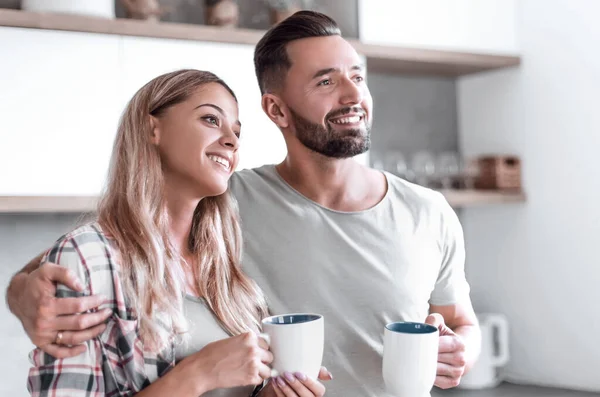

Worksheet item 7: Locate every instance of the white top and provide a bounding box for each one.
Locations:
[175,295,255,397]
[229,165,470,397]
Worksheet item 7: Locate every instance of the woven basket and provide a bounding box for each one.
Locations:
[474,156,521,190]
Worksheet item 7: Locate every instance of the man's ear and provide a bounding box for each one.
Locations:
[149,115,160,145]
[261,94,290,129]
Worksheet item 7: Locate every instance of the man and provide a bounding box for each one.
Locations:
[6,11,480,397]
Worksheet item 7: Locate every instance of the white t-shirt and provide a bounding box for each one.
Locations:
[229,165,470,397]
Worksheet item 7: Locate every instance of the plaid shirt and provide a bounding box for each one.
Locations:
[28,222,176,396]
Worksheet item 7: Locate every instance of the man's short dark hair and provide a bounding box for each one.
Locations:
[254,10,341,95]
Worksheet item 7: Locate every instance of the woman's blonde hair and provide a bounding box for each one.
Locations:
[98,69,268,352]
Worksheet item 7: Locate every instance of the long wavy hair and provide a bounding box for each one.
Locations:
[97,69,268,352]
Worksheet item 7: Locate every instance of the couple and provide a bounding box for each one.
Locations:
[6,11,480,397]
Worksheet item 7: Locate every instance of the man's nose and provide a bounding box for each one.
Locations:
[339,77,363,105]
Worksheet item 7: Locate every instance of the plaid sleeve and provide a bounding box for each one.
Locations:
[27,230,139,396]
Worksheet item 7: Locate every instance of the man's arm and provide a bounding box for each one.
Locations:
[6,253,44,316]
[427,300,481,389]
[5,253,111,358]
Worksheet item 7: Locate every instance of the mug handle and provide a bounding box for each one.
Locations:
[259,333,279,378]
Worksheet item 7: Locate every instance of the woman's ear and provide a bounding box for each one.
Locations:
[261,94,290,129]
[149,115,160,145]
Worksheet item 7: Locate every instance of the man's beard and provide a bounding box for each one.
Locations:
[289,107,371,159]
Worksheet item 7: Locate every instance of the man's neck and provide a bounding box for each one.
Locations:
[276,151,387,212]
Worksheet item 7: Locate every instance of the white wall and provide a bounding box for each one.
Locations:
[359,0,519,54]
[458,0,600,391]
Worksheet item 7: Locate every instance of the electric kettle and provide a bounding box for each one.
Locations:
[459,313,510,389]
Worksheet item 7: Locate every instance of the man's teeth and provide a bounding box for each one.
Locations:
[208,155,230,170]
[330,116,362,124]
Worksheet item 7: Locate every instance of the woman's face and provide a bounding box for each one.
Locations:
[152,82,241,198]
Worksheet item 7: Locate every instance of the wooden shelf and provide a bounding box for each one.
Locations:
[0,8,520,77]
[0,196,98,213]
[439,189,526,207]
[0,190,525,213]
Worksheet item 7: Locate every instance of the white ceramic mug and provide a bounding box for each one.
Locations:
[383,322,439,397]
[261,313,324,379]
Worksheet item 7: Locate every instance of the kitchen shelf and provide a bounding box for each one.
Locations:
[0,8,520,77]
[0,196,98,213]
[439,189,526,207]
[0,190,525,213]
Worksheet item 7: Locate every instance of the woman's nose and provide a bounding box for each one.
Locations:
[220,130,239,151]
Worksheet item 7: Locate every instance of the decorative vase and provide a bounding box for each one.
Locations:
[21,0,115,19]
[204,0,239,28]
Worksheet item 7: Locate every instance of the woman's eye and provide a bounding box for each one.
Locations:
[203,115,219,126]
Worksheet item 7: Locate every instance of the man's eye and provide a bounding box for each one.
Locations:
[318,79,332,86]
[354,75,364,82]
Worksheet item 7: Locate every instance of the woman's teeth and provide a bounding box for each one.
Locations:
[208,155,230,170]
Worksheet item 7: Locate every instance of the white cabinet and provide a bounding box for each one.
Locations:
[358,0,519,54]
[0,30,287,197]
[0,27,121,195]
[120,37,286,172]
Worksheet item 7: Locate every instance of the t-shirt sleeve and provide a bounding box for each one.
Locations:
[429,194,471,306]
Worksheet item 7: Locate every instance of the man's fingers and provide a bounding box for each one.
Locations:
[438,335,465,354]
[435,375,461,389]
[437,362,464,379]
[53,308,112,331]
[425,313,444,328]
[42,343,87,359]
[59,323,107,346]
[54,295,107,315]
[41,263,84,291]
[438,352,467,367]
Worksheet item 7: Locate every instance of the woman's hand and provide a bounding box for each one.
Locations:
[184,332,273,393]
[260,367,333,397]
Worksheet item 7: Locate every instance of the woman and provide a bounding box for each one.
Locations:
[27,69,329,397]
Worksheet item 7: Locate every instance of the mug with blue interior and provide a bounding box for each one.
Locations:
[383,321,439,397]
[261,313,324,379]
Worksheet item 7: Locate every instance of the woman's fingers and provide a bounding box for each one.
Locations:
[258,363,273,381]
[317,366,333,381]
[275,372,326,397]
[293,373,326,396]
[260,348,274,364]
[270,380,286,397]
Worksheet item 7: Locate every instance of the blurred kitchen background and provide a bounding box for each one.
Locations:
[1,0,599,395]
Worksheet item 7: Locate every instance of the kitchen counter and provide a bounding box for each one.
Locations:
[432,382,599,397]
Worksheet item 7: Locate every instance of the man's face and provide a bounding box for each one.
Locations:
[281,35,373,158]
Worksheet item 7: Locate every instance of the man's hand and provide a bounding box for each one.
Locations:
[10,262,112,358]
[425,313,467,389]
